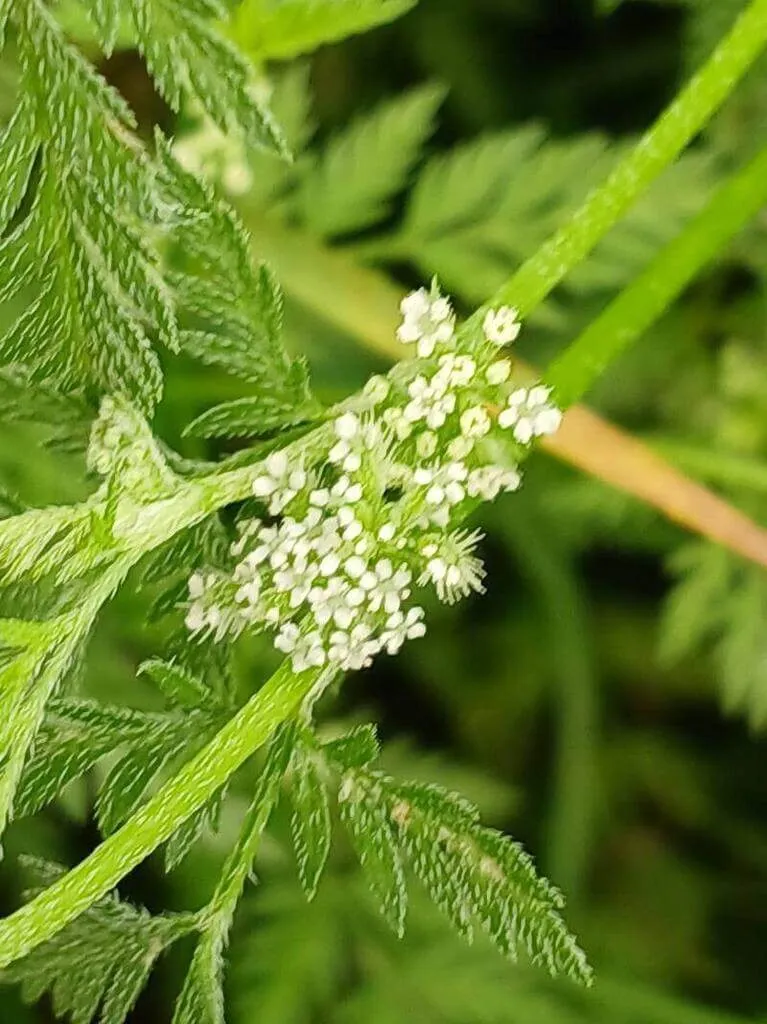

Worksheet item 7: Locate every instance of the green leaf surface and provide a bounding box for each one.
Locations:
[1,858,195,1024]
[288,742,332,899]
[232,0,417,60]
[298,85,443,238]
[339,772,407,936]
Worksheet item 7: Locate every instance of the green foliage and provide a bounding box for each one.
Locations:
[661,542,767,728]
[297,85,444,238]
[231,0,417,61]
[284,727,590,982]
[287,736,333,898]
[157,139,321,438]
[0,0,285,412]
[236,73,716,319]
[2,858,196,1024]
[2,1,767,1022]
[173,723,297,1023]
[14,658,232,868]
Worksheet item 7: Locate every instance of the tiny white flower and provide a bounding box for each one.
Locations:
[188,573,205,599]
[328,440,350,464]
[397,287,455,358]
[486,359,512,385]
[436,354,476,389]
[416,431,438,459]
[381,607,426,654]
[466,465,521,500]
[335,412,360,440]
[418,529,486,603]
[342,519,364,542]
[460,406,491,439]
[275,622,301,654]
[483,306,521,346]
[251,451,306,514]
[447,436,474,460]
[345,555,367,579]
[426,485,445,506]
[185,603,206,633]
[378,523,396,542]
[310,488,330,507]
[497,385,562,444]
[404,375,456,430]
[319,553,341,577]
[368,561,411,615]
[364,375,391,405]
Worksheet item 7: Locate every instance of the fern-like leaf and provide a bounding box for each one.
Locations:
[339,771,408,936]
[287,737,332,899]
[297,85,444,238]
[1,0,286,412]
[157,140,322,439]
[661,542,767,729]
[307,727,593,983]
[1,858,196,1024]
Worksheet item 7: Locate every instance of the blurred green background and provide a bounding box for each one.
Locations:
[2,0,767,1021]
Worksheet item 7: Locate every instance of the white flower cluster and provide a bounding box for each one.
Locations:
[498,385,562,444]
[186,287,564,677]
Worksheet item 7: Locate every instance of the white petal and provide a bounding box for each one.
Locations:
[335,412,360,440]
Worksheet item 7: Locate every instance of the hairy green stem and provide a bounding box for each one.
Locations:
[547,141,767,407]
[488,0,767,318]
[2,0,767,971]
[0,662,319,968]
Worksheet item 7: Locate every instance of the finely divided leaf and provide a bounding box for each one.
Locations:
[288,743,332,899]
[2,3,172,410]
[156,142,321,437]
[394,126,714,306]
[164,787,229,872]
[298,86,443,238]
[2,0,287,413]
[322,723,380,770]
[379,776,592,982]
[80,0,287,154]
[172,926,227,1024]
[1,858,195,1024]
[140,657,219,710]
[14,699,150,818]
[339,771,407,936]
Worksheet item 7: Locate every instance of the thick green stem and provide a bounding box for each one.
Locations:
[488,0,767,318]
[0,662,320,969]
[547,141,767,407]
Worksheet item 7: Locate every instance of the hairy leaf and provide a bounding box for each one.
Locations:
[298,86,444,238]
[339,771,407,936]
[1,858,195,1024]
[157,142,321,437]
[287,741,332,899]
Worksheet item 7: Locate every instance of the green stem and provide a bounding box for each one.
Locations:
[547,141,767,407]
[0,662,320,969]
[487,0,767,318]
